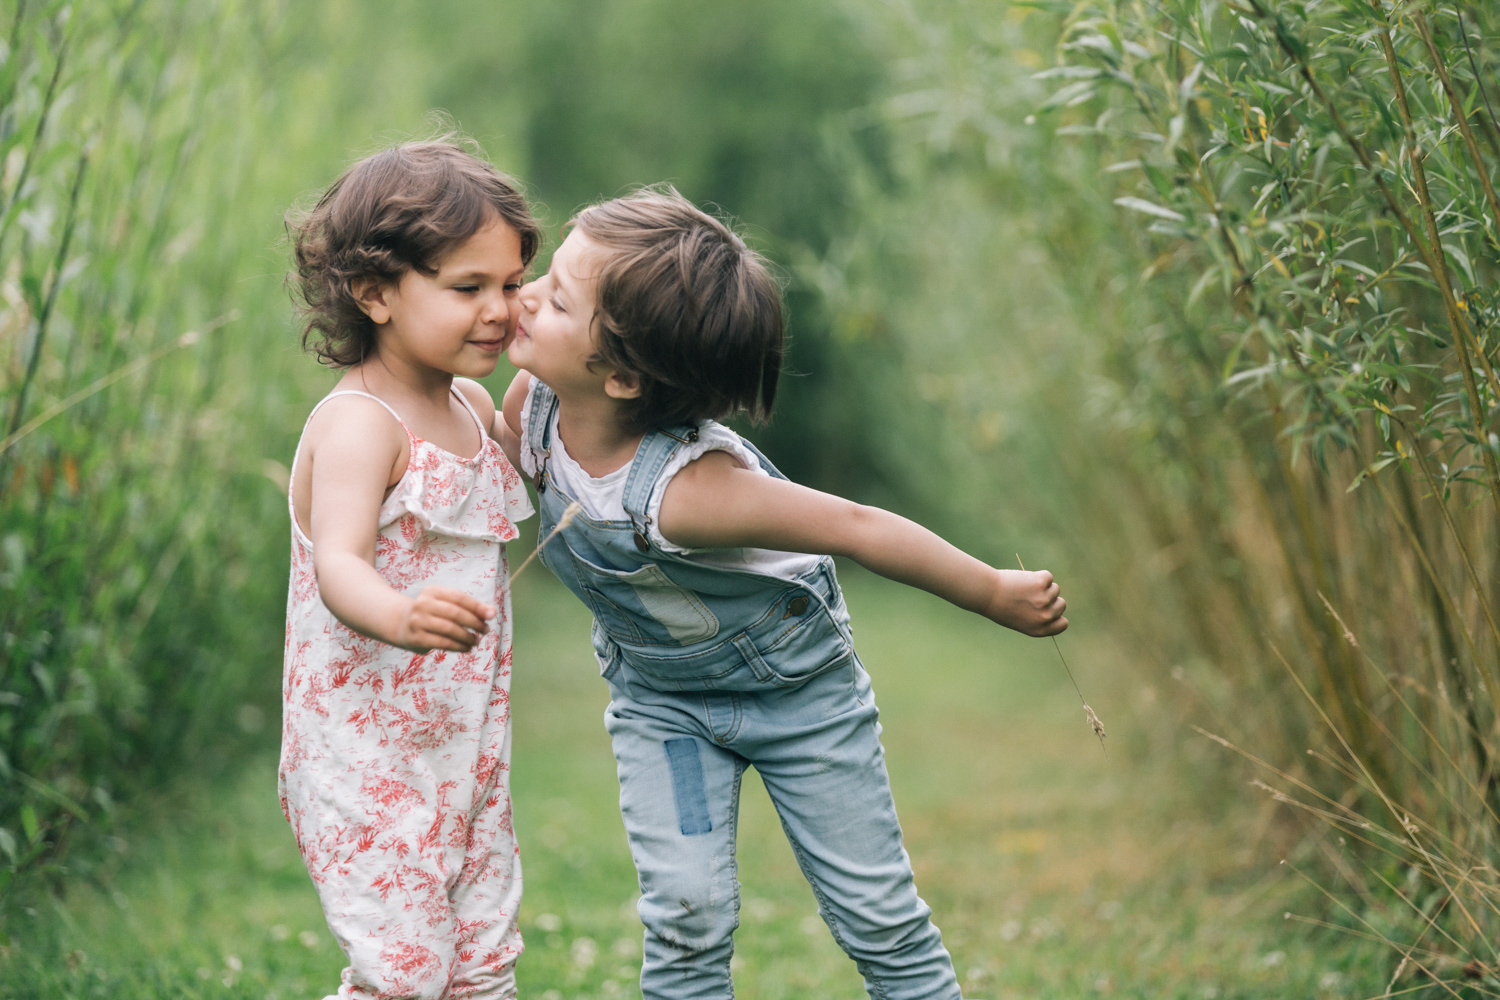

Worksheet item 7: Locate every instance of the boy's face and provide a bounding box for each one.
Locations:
[510,229,613,395]
[363,217,526,379]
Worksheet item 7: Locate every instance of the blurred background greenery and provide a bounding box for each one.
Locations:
[2,0,1497,996]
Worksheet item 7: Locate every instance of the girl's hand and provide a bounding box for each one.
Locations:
[393,586,497,653]
[983,569,1068,637]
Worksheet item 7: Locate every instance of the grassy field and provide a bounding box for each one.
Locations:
[0,565,1382,999]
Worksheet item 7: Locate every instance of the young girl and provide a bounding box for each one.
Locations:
[497,188,1068,1000]
[280,140,540,1000]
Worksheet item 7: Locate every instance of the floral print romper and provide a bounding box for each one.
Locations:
[280,388,532,1000]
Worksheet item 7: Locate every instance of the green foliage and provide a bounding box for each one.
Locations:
[0,0,287,896]
[836,0,1500,989]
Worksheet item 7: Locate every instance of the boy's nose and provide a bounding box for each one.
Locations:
[517,279,541,310]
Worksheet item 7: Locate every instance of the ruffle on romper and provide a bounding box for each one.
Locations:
[377,437,533,545]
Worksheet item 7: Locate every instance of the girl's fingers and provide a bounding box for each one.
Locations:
[412,611,480,650]
[429,600,490,635]
[446,589,498,620]
[419,587,497,621]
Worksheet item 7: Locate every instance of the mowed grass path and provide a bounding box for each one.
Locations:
[1,567,1378,998]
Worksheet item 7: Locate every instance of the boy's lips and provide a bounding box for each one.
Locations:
[470,336,506,352]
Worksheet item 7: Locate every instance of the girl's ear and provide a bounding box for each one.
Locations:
[604,369,642,401]
[351,277,393,325]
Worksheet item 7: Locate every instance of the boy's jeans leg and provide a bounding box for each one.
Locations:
[748,660,962,1000]
[606,698,744,1000]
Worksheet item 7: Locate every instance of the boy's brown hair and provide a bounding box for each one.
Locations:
[573,187,783,431]
[290,139,541,367]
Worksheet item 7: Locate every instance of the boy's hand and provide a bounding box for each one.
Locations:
[393,586,496,653]
[984,569,1067,636]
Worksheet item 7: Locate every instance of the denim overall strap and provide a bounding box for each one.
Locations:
[526,378,560,491]
[731,435,789,482]
[619,423,700,541]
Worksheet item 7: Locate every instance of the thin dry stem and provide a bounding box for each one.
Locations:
[508,501,583,585]
[1016,554,1105,753]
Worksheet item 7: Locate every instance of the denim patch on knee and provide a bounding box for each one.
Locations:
[663,738,712,836]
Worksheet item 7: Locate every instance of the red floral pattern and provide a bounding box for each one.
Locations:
[279,391,532,1000]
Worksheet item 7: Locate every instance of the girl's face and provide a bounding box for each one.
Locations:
[361,217,526,378]
[510,229,615,395]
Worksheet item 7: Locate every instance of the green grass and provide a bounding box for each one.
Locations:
[0,566,1382,998]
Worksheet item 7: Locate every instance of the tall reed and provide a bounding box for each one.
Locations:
[0,0,326,898]
[831,0,1498,987]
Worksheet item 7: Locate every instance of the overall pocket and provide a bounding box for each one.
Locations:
[570,551,721,647]
[736,581,854,686]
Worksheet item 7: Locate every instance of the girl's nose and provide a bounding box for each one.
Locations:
[480,288,510,326]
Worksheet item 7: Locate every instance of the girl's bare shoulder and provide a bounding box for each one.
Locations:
[453,377,498,429]
[302,391,407,463]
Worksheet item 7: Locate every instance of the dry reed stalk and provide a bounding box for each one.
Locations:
[1016,554,1105,753]
[507,501,583,585]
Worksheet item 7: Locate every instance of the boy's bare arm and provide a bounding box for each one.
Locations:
[496,370,532,479]
[658,451,1067,637]
[307,397,495,653]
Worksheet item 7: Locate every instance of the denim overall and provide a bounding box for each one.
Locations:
[526,382,961,1000]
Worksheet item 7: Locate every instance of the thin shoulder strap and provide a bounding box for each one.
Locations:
[288,390,410,489]
[620,424,701,525]
[449,383,489,439]
[307,389,411,434]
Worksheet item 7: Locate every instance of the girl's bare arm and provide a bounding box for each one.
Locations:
[306,396,495,652]
[657,451,1067,636]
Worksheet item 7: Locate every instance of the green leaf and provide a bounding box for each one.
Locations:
[20,805,39,844]
[0,828,14,865]
[1114,196,1185,221]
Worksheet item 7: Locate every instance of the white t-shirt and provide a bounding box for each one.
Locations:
[519,379,821,582]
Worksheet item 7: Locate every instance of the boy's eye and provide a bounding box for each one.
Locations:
[504,283,522,293]
[454,285,479,293]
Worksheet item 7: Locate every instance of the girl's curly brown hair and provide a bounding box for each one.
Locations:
[289,139,541,368]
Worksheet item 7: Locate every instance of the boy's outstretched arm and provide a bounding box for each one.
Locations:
[658,451,1067,637]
